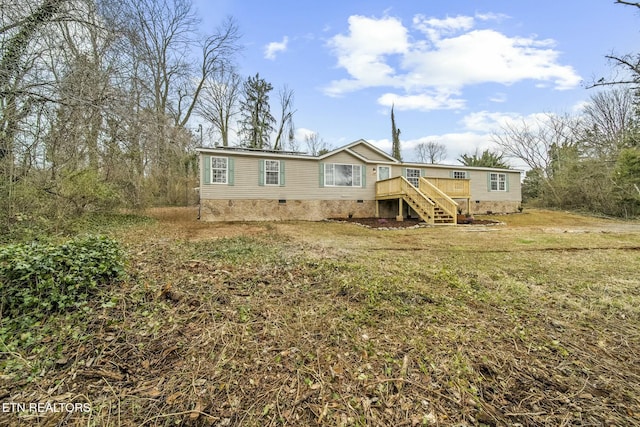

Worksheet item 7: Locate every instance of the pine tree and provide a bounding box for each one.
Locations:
[238,73,275,148]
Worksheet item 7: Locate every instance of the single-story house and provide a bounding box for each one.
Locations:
[196,139,522,224]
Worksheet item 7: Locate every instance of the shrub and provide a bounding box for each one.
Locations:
[0,235,125,318]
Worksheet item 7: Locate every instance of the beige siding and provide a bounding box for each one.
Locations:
[381,164,521,203]
[199,143,522,211]
[467,170,521,202]
[200,153,377,201]
[349,143,393,161]
[322,151,363,164]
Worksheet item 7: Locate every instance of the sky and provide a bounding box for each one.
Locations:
[192,0,640,167]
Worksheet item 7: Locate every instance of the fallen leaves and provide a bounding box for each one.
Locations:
[3,210,640,426]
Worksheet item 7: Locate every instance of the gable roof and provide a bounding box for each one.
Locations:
[318,139,400,163]
[195,140,522,173]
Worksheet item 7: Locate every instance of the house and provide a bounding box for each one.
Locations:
[196,139,522,224]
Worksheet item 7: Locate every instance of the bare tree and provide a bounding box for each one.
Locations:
[415,141,446,164]
[197,65,241,146]
[1,0,244,232]
[303,132,329,156]
[273,85,295,151]
[491,113,584,205]
[0,0,69,164]
[491,113,583,175]
[109,0,240,201]
[114,0,239,127]
[588,2,640,89]
[582,88,637,157]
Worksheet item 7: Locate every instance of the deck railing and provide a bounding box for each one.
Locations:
[424,177,470,198]
[376,177,435,223]
[375,176,403,198]
[418,178,459,219]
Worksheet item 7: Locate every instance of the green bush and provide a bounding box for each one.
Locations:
[0,235,125,318]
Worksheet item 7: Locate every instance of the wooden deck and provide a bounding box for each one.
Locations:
[375,177,471,224]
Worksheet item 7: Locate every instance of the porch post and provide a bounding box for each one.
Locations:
[396,198,404,222]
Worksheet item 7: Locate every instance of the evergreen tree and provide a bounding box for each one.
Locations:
[238,73,275,149]
[458,149,509,168]
[391,105,402,161]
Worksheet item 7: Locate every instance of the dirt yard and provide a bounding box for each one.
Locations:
[1,208,639,426]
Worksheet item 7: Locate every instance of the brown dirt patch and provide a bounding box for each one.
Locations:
[332,217,501,228]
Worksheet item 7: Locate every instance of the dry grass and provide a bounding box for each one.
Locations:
[2,208,640,426]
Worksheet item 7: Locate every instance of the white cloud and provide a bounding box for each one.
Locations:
[264,36,289,60]
[294,127,317,142]
[324,13,581,108]
[460,110,552,133]
[325,15,408,95]
[378,91,465,111]
[369,132,496,164]
[461,111,521,133]
[412,14,475,41]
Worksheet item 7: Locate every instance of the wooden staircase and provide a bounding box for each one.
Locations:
[375,176,458,224]
[433,206,455,224]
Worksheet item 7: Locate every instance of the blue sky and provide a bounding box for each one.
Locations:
[193,0,640,165]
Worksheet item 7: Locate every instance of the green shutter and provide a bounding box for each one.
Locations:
[279,161,285,186]
[319,163,324,187]
[203,156,211,184]
[505,174,510,192]
[228,158,234,186]
[361,165,366,188]
[449,170,454,179]
[402,168,407,177]
[487,172,492,191]
[259,160,265,186]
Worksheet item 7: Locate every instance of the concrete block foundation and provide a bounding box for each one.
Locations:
[200,199,521,222]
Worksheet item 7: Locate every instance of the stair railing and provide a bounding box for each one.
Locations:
[418,177,459,220]
[400,177,435,223]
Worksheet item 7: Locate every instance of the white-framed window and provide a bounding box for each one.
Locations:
[211,156,228,184]
[265,160,280,186]
[489,172,507,191]
[324,163,362,187]
[452,170,468,179]
[377,166,390,181]
[406,168,421,187]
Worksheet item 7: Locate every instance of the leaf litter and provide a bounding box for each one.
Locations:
[1,207,640,426]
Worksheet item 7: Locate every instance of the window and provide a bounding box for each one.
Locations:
[489,173,507,191]
[265,160,280,185]
[452,171,468,179]
[377,166,390,181]
[211,157,228,184]
[406,168,421,187]
[324,164,362,187]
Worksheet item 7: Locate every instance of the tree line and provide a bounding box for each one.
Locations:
[2,0,639,241]
[406,1,640,218]
[407,87,640,218]
[0,0,301,239]
[495,89,640,218]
